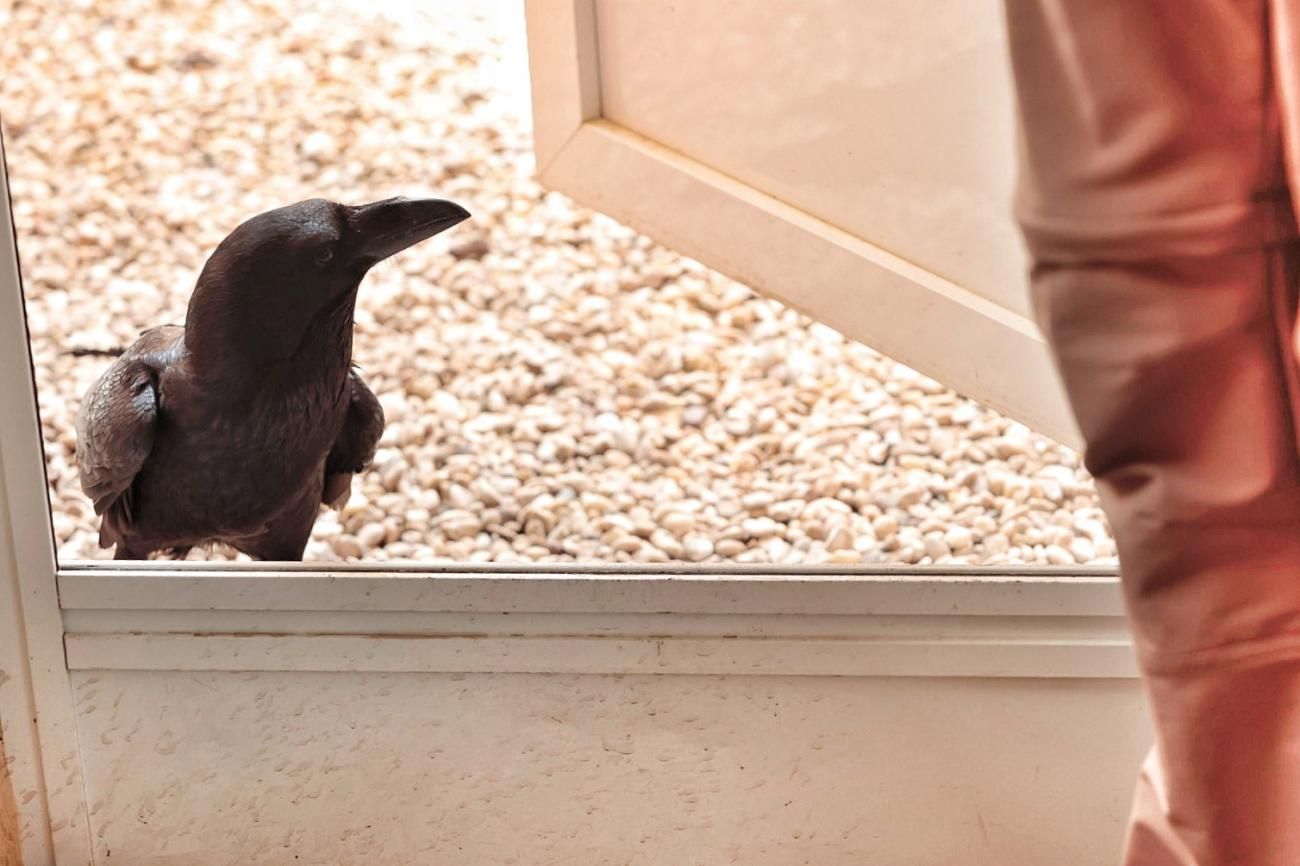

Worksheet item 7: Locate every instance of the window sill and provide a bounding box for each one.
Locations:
[59,562,1135,678]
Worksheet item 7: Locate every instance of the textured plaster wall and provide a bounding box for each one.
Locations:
[69,670,1147,866]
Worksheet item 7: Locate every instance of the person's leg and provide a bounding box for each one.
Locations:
[1004,2,1300,863]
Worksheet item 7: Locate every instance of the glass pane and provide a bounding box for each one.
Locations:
[0,0,1116,567]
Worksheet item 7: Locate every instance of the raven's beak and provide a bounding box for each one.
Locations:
[349,196,471,266]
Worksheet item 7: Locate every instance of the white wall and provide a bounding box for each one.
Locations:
[72,670,1147,866]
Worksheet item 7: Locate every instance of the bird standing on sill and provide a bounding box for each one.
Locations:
[74,196,470,560]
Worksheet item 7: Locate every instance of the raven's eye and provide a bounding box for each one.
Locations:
[314,246,335,266]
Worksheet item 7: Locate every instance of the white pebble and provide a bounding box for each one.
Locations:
[650,529,684,558]
[943,526,974,553]
[742,517,783,539]
[661,511,696,537]
[768,499,805,522]
[1044,545,1075,566]
[826,526,854,552]
[715,538,746,558]
[1069,537,1096,563]
[682,534,714,562]
[923,534,951,560]
[439,509,482,541]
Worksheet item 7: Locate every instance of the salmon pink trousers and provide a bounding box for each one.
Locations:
[1004,1,1300,863]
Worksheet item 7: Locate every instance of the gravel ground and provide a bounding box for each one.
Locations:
[0,0,1116,566]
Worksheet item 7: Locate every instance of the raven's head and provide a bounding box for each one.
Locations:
[187,196,470,369]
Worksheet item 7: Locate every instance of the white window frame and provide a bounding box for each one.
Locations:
[0,28,1128,864]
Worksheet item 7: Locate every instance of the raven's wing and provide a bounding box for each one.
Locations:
[74,325,183,548]
[322,368,385,508]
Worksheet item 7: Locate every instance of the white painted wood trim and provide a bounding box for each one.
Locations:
[523,0,601,174]
[0,445,53,866]
[59,566,1136,679]
[57,608,1124,639]
[0,135,93,865]
[58,563,1126,616]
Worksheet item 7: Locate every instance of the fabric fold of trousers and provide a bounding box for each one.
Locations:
[1005,1,1300,863]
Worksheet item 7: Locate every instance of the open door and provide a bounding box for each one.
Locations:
[523,0,1078,449]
